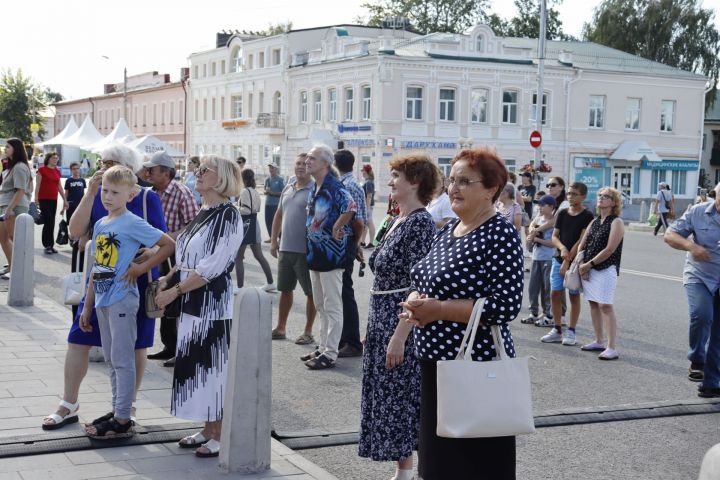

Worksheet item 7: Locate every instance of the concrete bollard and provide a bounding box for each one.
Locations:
[219,286,272,474]
[639,201,647,223]
[8,214,34,306]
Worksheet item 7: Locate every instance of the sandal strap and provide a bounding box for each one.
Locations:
[45,413,66,423]
[59,400,79,412]
[181,432,208,445]
[92,417,133,436]
[202,439,221,453]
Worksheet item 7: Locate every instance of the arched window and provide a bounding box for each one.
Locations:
[273,91,282,113]
[476,35,485,53]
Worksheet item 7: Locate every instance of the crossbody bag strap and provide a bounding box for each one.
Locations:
[141,188,153,284]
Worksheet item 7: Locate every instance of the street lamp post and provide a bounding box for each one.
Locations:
[534,0,547,177]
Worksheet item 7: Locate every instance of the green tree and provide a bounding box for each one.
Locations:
[360,0,491,34]
[503,0,573,40]
[262,21,293,36]
[0,69,61,142]
[583,0,720,108]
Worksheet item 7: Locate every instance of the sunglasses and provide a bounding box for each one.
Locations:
[196,166,216,176]
[102,159,119,168]
[598,193,614,200]
[546,183,559,188]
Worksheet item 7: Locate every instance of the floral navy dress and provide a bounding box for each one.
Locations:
[359,209,436,461]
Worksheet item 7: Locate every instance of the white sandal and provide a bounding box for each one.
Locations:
[195,438,220,458]
[178,431,208,449]
[42,400,79,430]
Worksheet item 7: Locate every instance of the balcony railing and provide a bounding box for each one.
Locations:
[256,112,284,129]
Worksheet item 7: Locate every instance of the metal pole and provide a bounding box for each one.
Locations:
[534,0,547,175]
[123,67,128,121]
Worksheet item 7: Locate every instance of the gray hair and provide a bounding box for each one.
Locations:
[100,144,142,173]
[310,144,335,165]
[502,183,516,198]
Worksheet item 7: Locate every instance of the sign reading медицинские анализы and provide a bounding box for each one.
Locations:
[641,159,699,170]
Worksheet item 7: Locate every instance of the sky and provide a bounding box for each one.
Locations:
[4,0,720,101]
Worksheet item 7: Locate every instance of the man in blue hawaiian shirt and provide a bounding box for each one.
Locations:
[302,144,357,370]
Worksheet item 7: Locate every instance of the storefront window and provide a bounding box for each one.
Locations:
[671,170,686,195]
[438,157,452,177]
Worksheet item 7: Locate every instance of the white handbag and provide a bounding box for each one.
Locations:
[436,298,536,438]
[62,251,85,306]
[563,250,584,292]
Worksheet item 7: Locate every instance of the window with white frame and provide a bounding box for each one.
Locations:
[531,92,548,125]
[344,87,354,120]
[439,88,456,122]
[272,49,281,66]
[193,65,198,79]
[247,54,254,70]
[671,170,687,195]
[476,35,484,52]
[625,98,641,130]
[161,103,165,125]
[170,102,175,124]
[328,88,337,122]
[300,91,308,123]
[313,90,322,122]
[179,100,184,124]
[258,52,265,68]
[504,158,517,172]
[406,86,423,120]
[471,88,488,123]
[211,98,215,121]
[361,86,371,120]
[202,99,207,121]
[651,169,667,188]
[589,95,605,128]
[231,95,243,118]
[502,90,518,124]
[202,64,207,78]
[661,100,675,132]
[220,96,224,120]
[248,93,253,118]
[437,157,452,177]
[232,145,243,159]
[211,62,216,76]
[221,60,226,74]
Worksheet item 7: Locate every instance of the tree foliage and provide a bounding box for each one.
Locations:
[0,69,62,142]
[360,0,491,34]
[498,0,573,40]
[262,21,293,36]
[583,0,720,108]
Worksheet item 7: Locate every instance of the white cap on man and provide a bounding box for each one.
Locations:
[143,151,175,169]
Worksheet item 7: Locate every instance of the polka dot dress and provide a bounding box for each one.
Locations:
[410,214,524,362]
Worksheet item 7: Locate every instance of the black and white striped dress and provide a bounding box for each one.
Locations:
[171,202,242,422]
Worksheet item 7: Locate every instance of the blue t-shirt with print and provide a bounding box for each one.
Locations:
[91,211,164,308]
[264,175,285,206]
[306,174,356,272]
[532,216,555,262]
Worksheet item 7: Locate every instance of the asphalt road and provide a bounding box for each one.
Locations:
[6,206,718,480]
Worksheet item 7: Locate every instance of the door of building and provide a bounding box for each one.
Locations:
[612,167,632,203]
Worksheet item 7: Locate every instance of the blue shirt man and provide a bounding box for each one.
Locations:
[666,196,720,397]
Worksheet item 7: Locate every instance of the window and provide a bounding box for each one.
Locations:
[300,91,308,122]
[220,96,225,120]
[232,145,243,159]
[589,95,605,128]
[202,64,207,78]
[272,49,281,65]
[221,60,226,74]
[532,93,548,125]
[143,105,147,126]
[231,95,243,118]
[406,86,423,120]
[211,98,216,121]
[258,92,264,114]
[661,100,675,132]
[211,62,216,76]
[344,87,354,120]
[258,52,264,68]
[328,88,337,121]
[438,157,452,177]
[471,88,488,123]
[170,102,175,125]
[203,99,207,121]
[179,100,184,124]
[671,170,687,195]
[439,88,456,122]
[274,91,282,114]
[504,158,516,172]
[313,91,322,122]
[161,103,165,125]
[248,93,253,118]
[361,86,371,120]
[651,169,667,189]
[476,35,484,52]
[152,104,157,126]
[133,106,138,127]
[232,52,243,72]
[502,90,518,124]
[247,54,254,70]
[193,65,198,79]
[625,98,641,130]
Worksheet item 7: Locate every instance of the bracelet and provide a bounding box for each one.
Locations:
[175,283,183,296]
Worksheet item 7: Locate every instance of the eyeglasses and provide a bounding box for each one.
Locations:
[598,193,614,200]
[566,191,581,197]
[101,159,118,168]
[447,177,483,189]
[196,166,216,176]
[546,183,559,188]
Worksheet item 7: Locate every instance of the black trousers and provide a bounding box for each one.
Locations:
[654,211,670,235]
[418,359,516,480]
[39,199,57,248]
[339,242,362,350]
[159,257,178,352]
[265,204,278,238]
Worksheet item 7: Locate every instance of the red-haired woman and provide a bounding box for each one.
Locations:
[402,147,523,479]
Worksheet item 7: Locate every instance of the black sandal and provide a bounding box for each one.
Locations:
[305,354,335,370]
[87,417,134,440]
[300,350,321,362]
[87,411,114,427]
[688,365,704,382]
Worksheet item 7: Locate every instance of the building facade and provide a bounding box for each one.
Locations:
[53,71,188,154]
[700,97,720,189]
[188,24,707,203]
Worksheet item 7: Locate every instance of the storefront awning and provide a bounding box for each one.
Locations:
[610,141,661,162]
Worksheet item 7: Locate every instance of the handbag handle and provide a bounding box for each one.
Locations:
[456,298,509,362]
[141,188,153,284]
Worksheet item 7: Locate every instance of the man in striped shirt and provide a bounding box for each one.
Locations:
[143,151,200,366]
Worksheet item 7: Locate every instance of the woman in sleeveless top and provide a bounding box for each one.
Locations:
[577,187,625,360]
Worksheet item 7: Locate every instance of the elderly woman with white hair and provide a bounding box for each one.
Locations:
[496,182,523,232]
[42,144,169,430]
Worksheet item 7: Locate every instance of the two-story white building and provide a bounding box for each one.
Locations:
[188,24,708,206]
[700,97,720,188]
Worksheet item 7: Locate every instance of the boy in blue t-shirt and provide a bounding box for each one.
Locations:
[79,166,175,439]
[522,195,556,325]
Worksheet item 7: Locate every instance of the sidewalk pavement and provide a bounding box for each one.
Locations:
[0,289,337,479]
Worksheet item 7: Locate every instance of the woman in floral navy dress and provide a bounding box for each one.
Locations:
[359,153,440,480]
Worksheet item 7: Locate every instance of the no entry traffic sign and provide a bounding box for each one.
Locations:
[530,130,542,148]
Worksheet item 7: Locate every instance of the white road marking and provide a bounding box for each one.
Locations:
[621,268,683,282]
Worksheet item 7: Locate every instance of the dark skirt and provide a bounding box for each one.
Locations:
[418,359,516,480]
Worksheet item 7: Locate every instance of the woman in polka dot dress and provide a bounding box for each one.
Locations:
[402,147,524,480]
[358,153,439,480]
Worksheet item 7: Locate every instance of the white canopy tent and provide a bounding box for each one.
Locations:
[128,135,184,159]
[85,118,137,152]
[35,117,79,146]
[63,116,104,147]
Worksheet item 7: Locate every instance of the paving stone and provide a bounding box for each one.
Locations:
[0,407,29,419]
[65,444,174,465]
[18,460,136,480]
[0,452,72,473]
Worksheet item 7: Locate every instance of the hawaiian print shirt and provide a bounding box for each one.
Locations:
[306,173,357,272]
